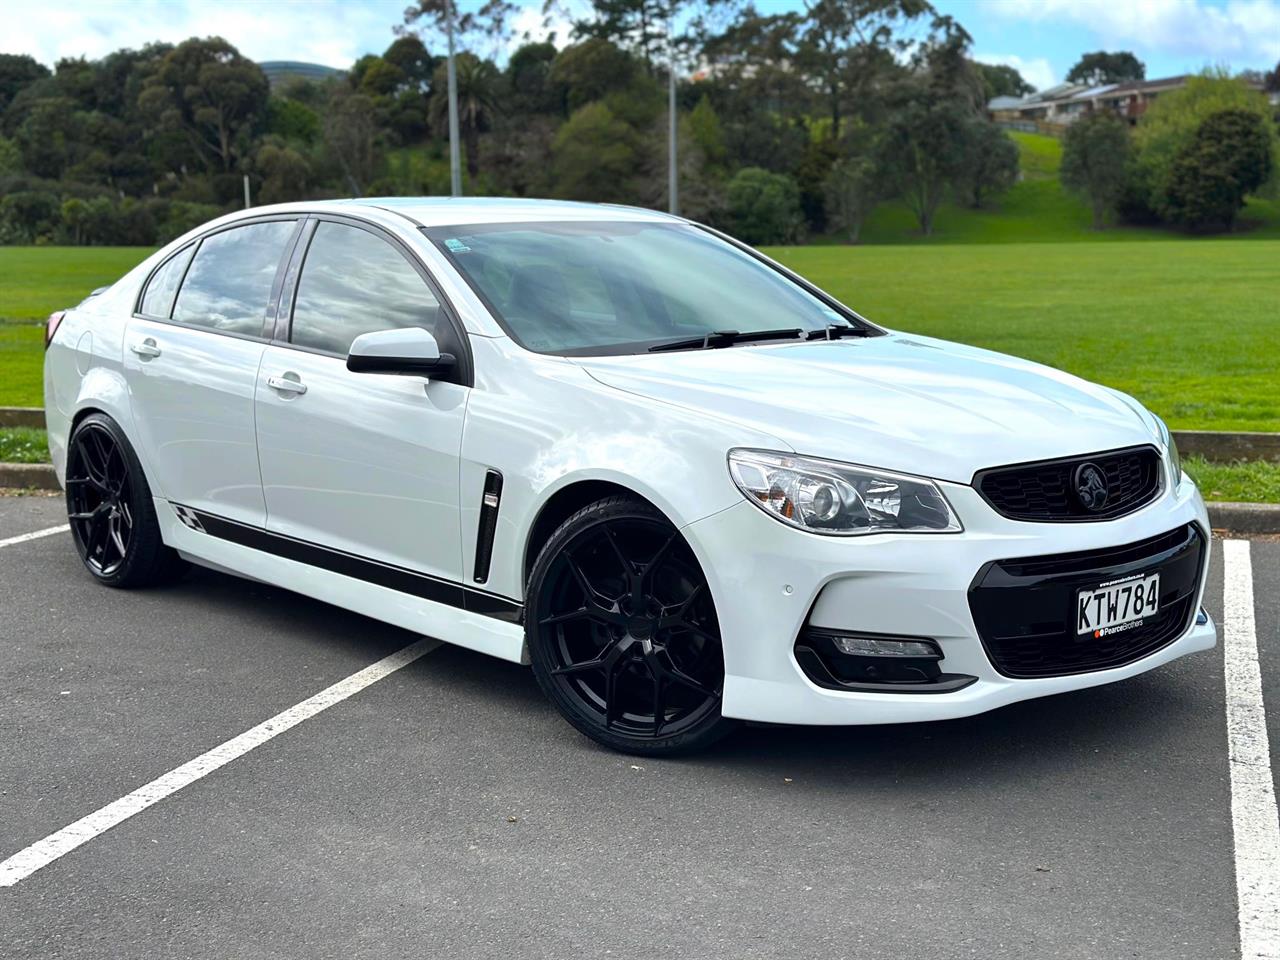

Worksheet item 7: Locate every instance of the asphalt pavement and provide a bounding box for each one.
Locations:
[0,495,1276,960]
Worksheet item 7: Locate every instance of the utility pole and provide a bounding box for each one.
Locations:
[446,0,462,198]
[667,7,678,215]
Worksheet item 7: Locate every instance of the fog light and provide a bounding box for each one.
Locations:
[831,635,940,658]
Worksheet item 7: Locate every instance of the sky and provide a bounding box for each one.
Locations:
[2,0,1278,92]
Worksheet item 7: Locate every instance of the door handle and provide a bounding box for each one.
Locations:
[267,374,308,396]
[130,338,161,359]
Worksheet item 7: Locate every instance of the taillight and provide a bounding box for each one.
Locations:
[45,311,66,349]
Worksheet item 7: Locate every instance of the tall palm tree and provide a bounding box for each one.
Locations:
[430,53,501,180]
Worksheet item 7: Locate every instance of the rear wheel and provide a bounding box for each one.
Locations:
[65,413,188,588]
[526,496,737,756]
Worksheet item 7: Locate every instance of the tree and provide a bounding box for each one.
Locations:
[1132,71,1279,219]
[794,0,935,139]
[1066,51,1144,86]
[1060,111,1130,228]
[823,153,880,242]
[877,92,968,235]
[255,141,312,204]
[1163,109,1274,230]
[382,35,435,93]
[401,0,517,52]
[429,53,500,178]
[976,62,1034,100]
[550,102,640,202]
[957,119,1019,207]
[726,167,803,244]
[573,0,670,74]
[323,89,378,195]
[549,39,642,114]
[137,38,269,173]
[0,54,51,112]
[1265,59,1280,94]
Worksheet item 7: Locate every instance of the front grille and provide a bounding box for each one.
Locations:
[975,446,1162,522]
[968,524,1205,679]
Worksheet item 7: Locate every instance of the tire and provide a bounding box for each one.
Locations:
[526,495,737,756]
[65,413,189,589]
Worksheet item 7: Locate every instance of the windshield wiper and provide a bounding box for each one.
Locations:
[805,323,871,341]
[648,328,805,353]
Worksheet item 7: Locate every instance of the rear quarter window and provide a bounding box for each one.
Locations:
[138,245,195,319]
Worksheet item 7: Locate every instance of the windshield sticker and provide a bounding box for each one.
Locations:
[444,238,471,253]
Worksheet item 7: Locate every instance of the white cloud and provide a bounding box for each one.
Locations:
[983,0,1280,67]
[974,53,1056,90]
[0,0,406,69]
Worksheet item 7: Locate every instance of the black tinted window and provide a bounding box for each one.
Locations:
[139,245,194,319]
[291,222,441,355]
[173,220,296,336]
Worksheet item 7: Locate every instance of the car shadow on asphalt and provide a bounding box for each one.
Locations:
[177,565,1214,790]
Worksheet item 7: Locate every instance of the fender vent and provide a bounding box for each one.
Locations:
[472,470,503,584]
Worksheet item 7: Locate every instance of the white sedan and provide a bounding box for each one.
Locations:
[43,198,1216,754]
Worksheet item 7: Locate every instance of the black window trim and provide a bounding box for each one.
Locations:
[272,212,474,388]
[131,214,305,344]
[417,218,884,358]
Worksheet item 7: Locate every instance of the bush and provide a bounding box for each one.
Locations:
[726,167,803,244]
[1132,72,1278,218]
[1163,109,1274,230]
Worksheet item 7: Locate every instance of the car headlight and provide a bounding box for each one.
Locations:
[1153,415,1182,484]
[727,449,962,536]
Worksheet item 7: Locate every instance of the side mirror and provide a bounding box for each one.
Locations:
[346,327,455,377]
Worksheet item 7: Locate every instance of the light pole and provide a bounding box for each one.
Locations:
[446,0,462,198]
[667,8,678,216]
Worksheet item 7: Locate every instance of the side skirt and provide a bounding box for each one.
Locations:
[156,498,529,665]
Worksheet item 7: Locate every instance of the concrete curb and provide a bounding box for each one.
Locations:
[0,407,45,429]
[1174,430,1280,464]
[0,462,60,491]
[1206,501,1280,536]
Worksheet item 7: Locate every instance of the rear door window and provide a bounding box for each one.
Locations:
[172,220,296,337]
[289,221,444,356]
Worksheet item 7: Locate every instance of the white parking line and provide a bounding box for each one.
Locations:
[1223,539,1280,960]
[0,524,68,549]
[0,636,440,887]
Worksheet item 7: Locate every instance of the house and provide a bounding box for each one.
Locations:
[988,75,1207,132]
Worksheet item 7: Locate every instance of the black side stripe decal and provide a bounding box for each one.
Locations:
[181,506,523,624]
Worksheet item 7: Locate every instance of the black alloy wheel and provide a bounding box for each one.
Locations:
[527,496,736,755]
[65,413,187,588]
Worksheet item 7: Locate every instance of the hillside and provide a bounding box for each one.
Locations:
[838,132,1280,245]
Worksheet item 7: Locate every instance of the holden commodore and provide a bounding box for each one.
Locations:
[43,198,1216,754]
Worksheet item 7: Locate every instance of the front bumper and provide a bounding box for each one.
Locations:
[682,474,1216,725]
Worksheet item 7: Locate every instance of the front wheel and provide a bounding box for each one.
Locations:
[526,496,737,756]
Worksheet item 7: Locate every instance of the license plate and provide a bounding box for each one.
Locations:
[1076,573,1160,637]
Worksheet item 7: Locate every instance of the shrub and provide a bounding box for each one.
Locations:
[726,167,803,244]
[1163,109,1274,230]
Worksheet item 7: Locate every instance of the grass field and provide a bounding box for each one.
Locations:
[764,239,1280,432]
[1,228,1277,431]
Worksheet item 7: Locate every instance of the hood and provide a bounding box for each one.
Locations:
[576,333,1157,484]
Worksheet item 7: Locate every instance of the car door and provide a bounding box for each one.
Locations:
[253,217,470,585]
[124,218,300,526]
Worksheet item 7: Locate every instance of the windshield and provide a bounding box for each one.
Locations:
[423,221,871,355]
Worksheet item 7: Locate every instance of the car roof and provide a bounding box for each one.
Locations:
[324,196,681,227]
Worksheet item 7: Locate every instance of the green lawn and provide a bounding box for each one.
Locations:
[0,246,151,406]
[2,233,1278,431]
[0,427,48,463]
[763,239,1280,432]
